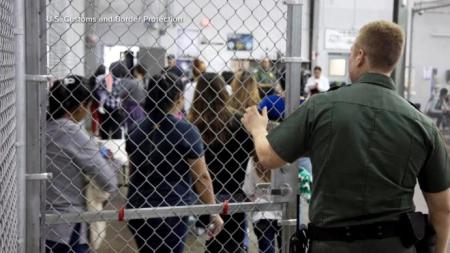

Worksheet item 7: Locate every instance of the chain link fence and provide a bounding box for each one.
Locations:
[0,0,17,251]
[40,0,305,252]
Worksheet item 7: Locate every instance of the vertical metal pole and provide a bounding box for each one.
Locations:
[39,0,47,74]
[311,0,321,68]
[283,1,303,252]
[39,2,48,252]
[392,0,408,98]
[84,0,100,76]
[407,12,415,100]
[14,0,26,252]
[25,0,47,252]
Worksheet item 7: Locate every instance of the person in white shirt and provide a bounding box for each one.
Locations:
[304,66,330,96]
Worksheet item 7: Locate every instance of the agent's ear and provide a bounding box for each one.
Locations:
[355,48,366,67]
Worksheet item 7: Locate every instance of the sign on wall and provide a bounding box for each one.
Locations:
[325,29,357,51]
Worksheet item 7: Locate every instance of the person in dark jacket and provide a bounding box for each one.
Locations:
[188,73,254,253]
[126,74,223,253]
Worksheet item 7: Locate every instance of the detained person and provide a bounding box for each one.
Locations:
[126,74,223,253]
[45,75,118,253]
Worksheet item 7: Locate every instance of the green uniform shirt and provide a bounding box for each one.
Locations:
[255,67,276,85]
[267,72,450,227]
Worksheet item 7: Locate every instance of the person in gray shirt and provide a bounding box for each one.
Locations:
[95,62,147,136]
[45,75,118,253]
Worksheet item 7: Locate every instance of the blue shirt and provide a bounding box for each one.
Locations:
[126,115,204,207]
[258,95,306,121]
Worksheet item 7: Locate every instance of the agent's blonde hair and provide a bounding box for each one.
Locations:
[355,20,404,71]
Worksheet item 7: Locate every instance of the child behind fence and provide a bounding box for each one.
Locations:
[243,121,283,253]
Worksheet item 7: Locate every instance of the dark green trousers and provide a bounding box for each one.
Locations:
[310,237,416,253]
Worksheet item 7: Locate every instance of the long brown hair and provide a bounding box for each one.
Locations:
[229,70,261,113]
[188,72,233,144]
[192,58,206,80]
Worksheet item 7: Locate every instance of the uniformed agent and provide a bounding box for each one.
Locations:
[255,57,277,97]
[242,20,450,253]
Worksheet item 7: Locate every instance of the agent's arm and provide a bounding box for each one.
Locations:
[423,189,450,253]
[418,127,450,253]
[241,106,287,169]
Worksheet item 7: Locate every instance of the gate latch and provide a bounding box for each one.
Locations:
[271,183,292,197]
[256,183,292,197]
[278,219,297,226]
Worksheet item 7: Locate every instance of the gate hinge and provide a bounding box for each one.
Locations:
[26,74,53,82]
[26,173,53,181]
[283,0,303,5]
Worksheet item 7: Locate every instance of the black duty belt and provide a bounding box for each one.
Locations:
[309,221,400,242]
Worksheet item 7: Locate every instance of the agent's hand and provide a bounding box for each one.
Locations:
[242,106,269,136]
[208,214,224,238]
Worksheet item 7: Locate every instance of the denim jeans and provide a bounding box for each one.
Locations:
[254,219,282,253]
[128,217,188,253]
[205,213,246,253]
[46,223,89,253]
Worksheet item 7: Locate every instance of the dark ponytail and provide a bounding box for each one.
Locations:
[144,74,184,120]
[48,75,92,120]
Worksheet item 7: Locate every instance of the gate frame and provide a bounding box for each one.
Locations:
[24,0,305,252]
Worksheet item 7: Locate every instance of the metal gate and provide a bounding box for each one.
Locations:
[24,0,305,252]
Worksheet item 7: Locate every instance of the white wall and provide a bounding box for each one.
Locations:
[313,0,393,82]
[44,0,320,77]
[409,7,450,107]
[93,0,311,72]
[47,0,86,78]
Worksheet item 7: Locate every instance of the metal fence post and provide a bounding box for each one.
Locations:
[84,0,100,77]
[25,0,47,252]
[282,0,303,252]
[392,0,408,98]
[14,0,26,251]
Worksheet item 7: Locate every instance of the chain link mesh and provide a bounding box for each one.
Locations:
[44,0,294,252]
[0,0,17,251]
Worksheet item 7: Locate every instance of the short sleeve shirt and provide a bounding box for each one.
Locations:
[267,73,450,227]
[126,115,204,207]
